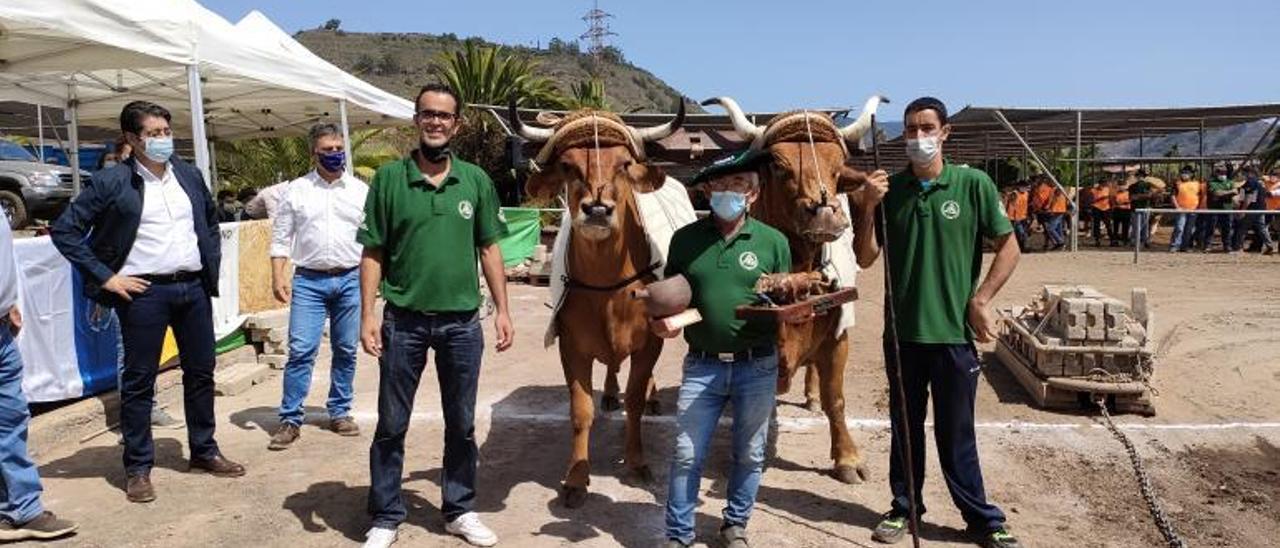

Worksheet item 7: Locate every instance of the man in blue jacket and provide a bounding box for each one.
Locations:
[51,101,244,504]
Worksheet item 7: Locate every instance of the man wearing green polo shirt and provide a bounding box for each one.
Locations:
[655,150,790,548]
[358,84,512,548]
[863,98,1022,548]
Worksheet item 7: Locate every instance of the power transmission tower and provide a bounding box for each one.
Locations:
[580,0,616,67]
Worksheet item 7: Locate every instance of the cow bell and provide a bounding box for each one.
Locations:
[631,275,692,318]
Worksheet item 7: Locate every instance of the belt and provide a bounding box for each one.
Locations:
[297,266,358,276]
[138,271,200,284]
[689,345,776,363]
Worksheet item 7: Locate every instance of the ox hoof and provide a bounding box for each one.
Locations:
[560,485,589,508]
[628,465,655,485]
[833,464,870,485]
[803,398,822,413]
[600,394,622,412]
[645,398,662,416]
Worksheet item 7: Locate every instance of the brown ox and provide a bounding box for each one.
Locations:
[703,95,885,484]
[508,100,685,507]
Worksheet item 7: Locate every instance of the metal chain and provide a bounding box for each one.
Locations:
[1093,396,1187,548]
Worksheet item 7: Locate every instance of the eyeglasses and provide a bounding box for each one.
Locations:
[416,109,457,123]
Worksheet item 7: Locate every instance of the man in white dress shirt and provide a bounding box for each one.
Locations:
[52,101,244,504]
[267,123,369,450]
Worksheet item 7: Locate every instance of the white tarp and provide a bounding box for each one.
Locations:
[0,1,409,140]
[13,236,82,401]
[211,222,244,340]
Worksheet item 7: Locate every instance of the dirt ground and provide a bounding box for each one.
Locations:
[23,248,1280,548]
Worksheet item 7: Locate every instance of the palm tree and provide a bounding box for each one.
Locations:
[566,79,609,110]
[436,42,566,109]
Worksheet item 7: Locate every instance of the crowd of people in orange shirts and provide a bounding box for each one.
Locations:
[1001,164,1280,254]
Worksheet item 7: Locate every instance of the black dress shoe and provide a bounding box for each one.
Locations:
[189,454,246,477]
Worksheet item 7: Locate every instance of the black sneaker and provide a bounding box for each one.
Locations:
[871,512,911,544]
[982,527,1022,548]
[0,512,78,541]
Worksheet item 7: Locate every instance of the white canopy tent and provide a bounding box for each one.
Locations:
[1,0,412,190]
[231,10,414,172]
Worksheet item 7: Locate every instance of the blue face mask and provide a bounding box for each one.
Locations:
[709,191,748,221]
[142,136,174,163]
[318,150,346,173]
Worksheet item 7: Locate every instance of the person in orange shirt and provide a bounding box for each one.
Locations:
[1087,179,1113,246]
[1110,175,1132,247]
[1004,181,1031,251]
[1169,165,1203,252]
[1032,175,1067,251]
[1266,167,1280,246]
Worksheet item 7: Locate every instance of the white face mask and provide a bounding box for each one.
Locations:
[905,135,941,166]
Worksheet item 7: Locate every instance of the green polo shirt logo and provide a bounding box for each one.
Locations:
[738,251,759,270]
[458,200,474,219]
[941,200,961,220]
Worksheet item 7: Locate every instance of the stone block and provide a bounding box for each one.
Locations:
[215,362,271,396]
[258,353,288,370]
[1131,287,1149,325]
[245,309,290,330]
[1085,300,1106,342]
[1103,299,1129,342]
[1055,298,1088,341]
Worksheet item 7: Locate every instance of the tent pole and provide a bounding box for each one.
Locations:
[338,99,354,173]
[36,104,45,163]
[1072,110,1082,251]
[187,65,212,187]
[67,79,82,196]
[993,110,1073,205]
[209,133,220,191]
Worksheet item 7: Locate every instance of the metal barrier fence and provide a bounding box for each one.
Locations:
[1132,208,1275,263]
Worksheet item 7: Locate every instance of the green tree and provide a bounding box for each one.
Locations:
[323,19,341,31]
[435,42,565,109]
[566,79,609,110]
[214,129,391,191]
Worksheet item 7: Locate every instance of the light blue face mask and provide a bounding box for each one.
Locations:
[142,136,174,163]
[709,190,748,221]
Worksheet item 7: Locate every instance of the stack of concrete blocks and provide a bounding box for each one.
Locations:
[1027,285,1151,379]
[246,309,290,370]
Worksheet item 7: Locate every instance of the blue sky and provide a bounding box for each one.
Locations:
[204,0,1277,119]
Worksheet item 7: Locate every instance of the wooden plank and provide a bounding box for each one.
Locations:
[735,287,858,324]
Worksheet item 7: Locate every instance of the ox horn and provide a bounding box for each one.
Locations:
[701,96,764,142]
[838,95,890,144]
[507,98,554,142]
[631,97,687,142]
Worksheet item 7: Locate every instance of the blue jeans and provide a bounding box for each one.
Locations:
[368,306,483,527]
[1037,213,1064,248]
[884,341,1005,533]
[1169,213,1195,250]
[278,268,360,426]
[1011,220,1029,252]
[116,279,219,475]
[665,350,778,545]
[0,328,44,525]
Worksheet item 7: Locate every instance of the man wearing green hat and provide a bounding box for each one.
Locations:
[656,150,790,548]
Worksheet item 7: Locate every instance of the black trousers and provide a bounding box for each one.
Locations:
[116,279,219,475]
[884,341,1006,533]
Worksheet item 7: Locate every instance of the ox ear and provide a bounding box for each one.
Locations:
[627,162,667,194]
[837,165,869,194]
[524,165,567,202]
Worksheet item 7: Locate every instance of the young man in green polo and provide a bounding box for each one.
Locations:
[861,97,1022,548]
[654,150,790,548]
[358,84,514,548]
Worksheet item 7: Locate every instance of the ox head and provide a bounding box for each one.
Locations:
[510,99,685,241]
[701,96,886,243]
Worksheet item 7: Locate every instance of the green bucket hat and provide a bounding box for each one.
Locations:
[691,149,768,185]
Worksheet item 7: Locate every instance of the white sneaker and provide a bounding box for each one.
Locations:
[445,512,498,546]
[362,526,397,548]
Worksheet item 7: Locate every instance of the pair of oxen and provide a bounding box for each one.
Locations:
[507,95,886,508]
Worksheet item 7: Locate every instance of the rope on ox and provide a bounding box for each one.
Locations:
[870,114,923,548]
